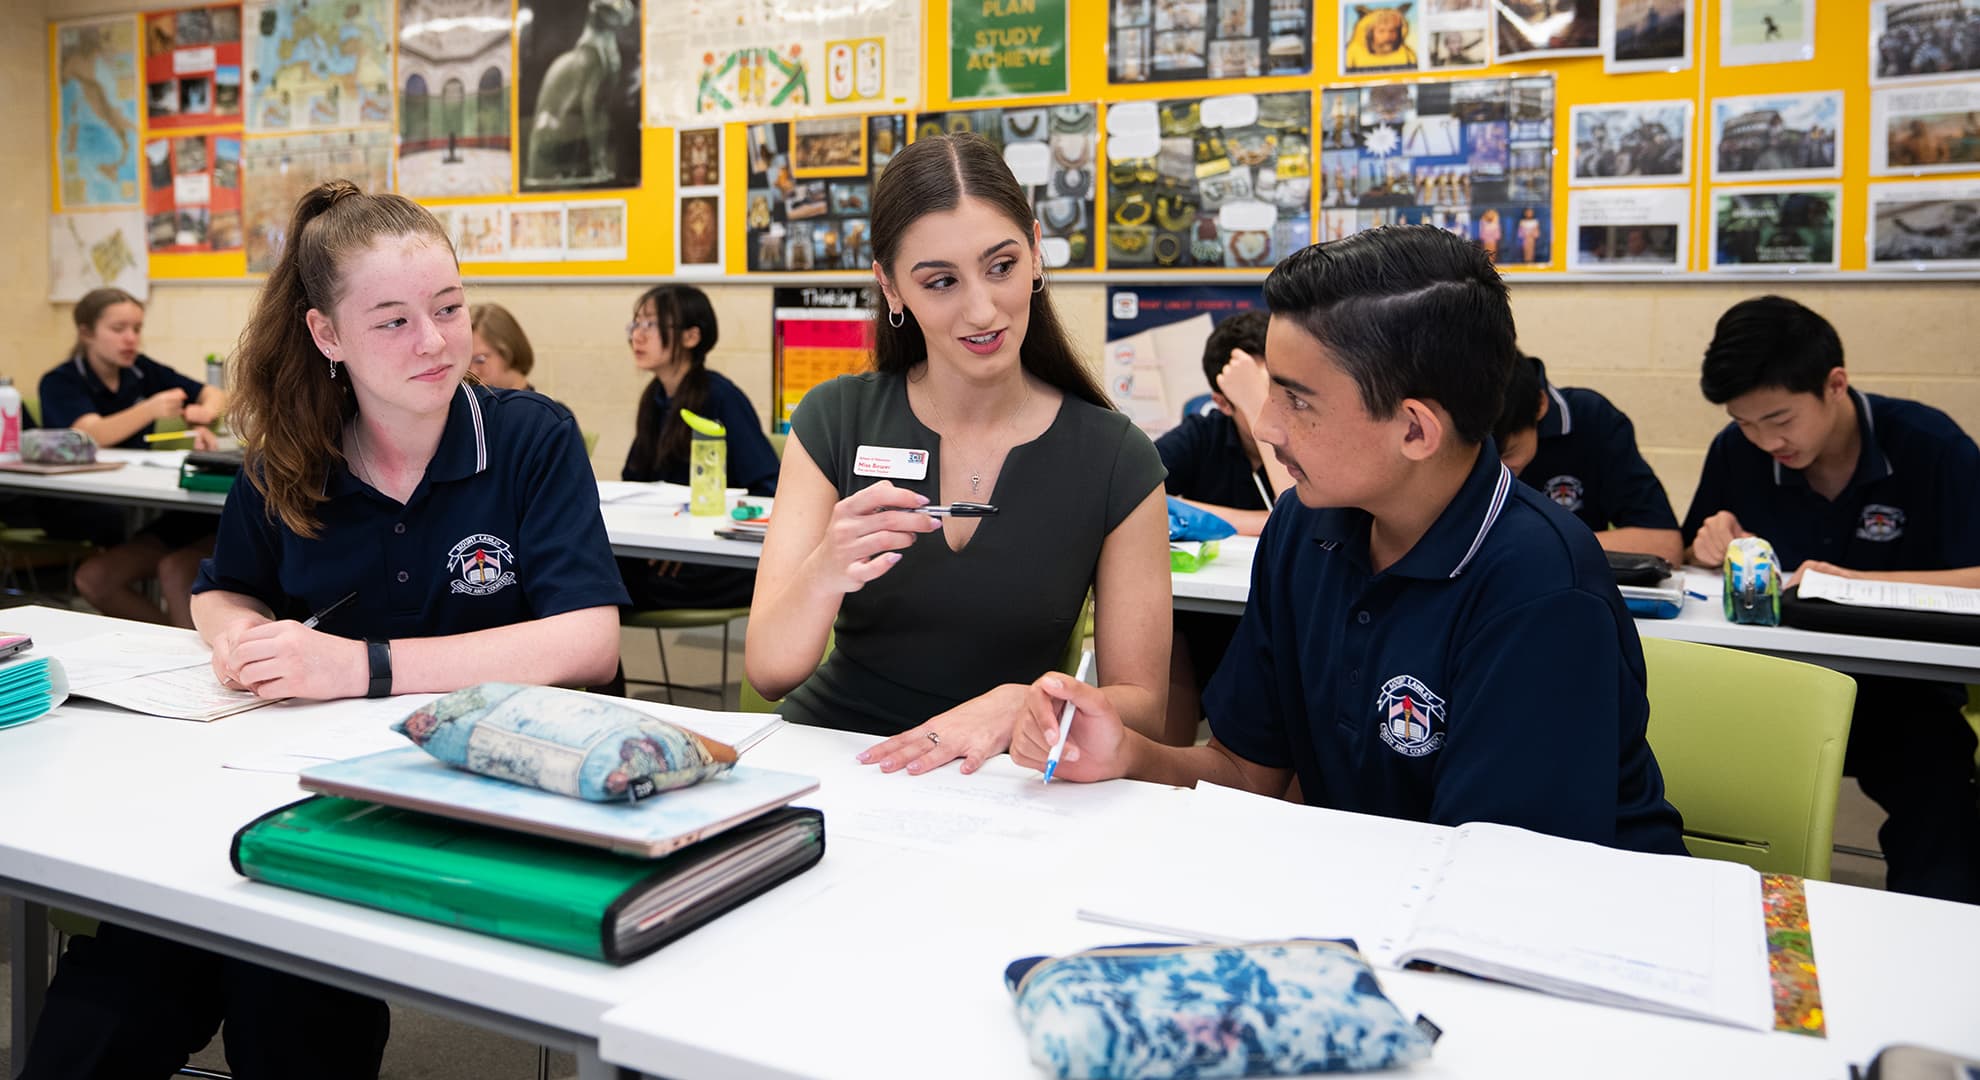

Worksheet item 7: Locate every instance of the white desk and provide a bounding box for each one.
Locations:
[0,451,224,514]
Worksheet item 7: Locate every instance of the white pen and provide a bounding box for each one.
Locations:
[1043,648,1096,784]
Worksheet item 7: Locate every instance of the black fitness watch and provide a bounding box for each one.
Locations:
[365,639,393,698]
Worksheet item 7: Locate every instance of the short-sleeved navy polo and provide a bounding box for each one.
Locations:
[1154,410,1273,511]
[1517,362,1679,533]
[1205,441,1687,855]
[193,385,629,640]
[1680,389,1980,572]
[621,370,780,495]
[39,353,209,447]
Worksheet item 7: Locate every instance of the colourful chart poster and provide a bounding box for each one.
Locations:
[144,4,244,131]
[144,133,243,252]
[241,130,392,271]
[55,16,142,210]
[1319,76,1556,268]
[914,103,1098,268]
[744,114,904,271]
[952,0,1069,100]
[648,0,920,126]
[1103,91,1312,270]
[245,0,392,132]
[773,287,876,433]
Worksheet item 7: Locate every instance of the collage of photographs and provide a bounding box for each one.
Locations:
[142,4,241,131]
[1320,76,1556,267]
[143,132,242,253]
[1103,92,1312,268]
[744,114,906,272]
[1109,0,1313,83]
[913,104,1101,269]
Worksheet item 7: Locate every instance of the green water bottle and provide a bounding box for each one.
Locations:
[680,408,727,517]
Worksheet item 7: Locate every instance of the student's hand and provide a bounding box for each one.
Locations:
[146,388,188,421]
[1009,672,1130,784]
[189,425,218,451]
[183,401,218,426]
[1216,348,1272,425]
[222,621,369,700]
[1690,511,1751,568]
[208,612,274,691]
[1786,560,1856,589]
[855,683,1027,775]
[804,480,942,594]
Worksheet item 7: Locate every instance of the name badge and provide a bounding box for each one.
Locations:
[853,445,930,480]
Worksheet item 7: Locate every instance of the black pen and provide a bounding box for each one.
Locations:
[302,590,358,629]
[913,502,999,518]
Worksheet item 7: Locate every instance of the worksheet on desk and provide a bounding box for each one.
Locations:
[41,630,211,690]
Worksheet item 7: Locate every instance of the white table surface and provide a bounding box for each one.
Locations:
[0,450,224,513]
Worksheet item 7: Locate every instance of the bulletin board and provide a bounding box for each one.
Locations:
[48,1,1980,283]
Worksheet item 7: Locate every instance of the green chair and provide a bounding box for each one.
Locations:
[768,431,788,459]
[583,430,600,458]
[1640,637,1856,880]
[622,607,751,710]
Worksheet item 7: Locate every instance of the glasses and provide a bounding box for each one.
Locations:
[626,318,660,338]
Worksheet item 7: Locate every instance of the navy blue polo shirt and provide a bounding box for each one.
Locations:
[1155,410,1273,511]
[621,370,780,495]
[1518,362,1679,534]
[1206,442,1687,855]
[193,385,629,640]
[1681,390,1980,573]
[40,353,208,447]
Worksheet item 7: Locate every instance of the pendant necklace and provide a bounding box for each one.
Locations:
[921,377,1031,498]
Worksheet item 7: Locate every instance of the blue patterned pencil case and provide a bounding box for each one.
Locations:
[393,684,736,802]
[1005,940,1435,1078]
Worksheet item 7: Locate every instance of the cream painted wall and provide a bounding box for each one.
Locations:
[18,2,1979,520]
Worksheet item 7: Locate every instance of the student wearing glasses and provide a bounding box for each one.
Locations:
[619,284,780,608]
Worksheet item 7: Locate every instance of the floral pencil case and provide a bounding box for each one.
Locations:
[393,683,736,802]
[1005,940,1436,1078]
[21,429,96,464]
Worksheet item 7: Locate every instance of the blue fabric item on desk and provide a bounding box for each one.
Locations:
[1005,939,1435,1078]
[1167,496,1237,542]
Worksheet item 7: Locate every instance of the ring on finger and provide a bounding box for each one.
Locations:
[926,731,940,746]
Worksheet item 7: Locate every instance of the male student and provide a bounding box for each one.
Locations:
[1681,295,1980,903]
[1493,353,1684,565]
[1014,226,1687,856]
[1154,310,1295,537]
[1151,311,1297,745]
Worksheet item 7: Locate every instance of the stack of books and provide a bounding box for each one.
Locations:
[231,705,824,964]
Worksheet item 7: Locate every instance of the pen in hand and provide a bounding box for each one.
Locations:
[910,502,999,518]
[1043,648,1097,784]
[302,590,358,630]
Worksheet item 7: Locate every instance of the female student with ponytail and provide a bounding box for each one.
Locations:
[617,283,780,608]
[745,133,1172,772]
[20,181,627,1079]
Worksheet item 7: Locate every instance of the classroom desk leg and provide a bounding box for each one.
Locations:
[8,898,49,1080]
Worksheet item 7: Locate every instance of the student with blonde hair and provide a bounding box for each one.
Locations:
[469,301,537,390]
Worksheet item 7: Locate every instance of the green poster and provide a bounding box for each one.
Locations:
[949,0,1069,102]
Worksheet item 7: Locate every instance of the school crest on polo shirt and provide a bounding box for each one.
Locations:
[1855,504,1905,543]
[446,534,518,596]
[1543,475,1585,513]
[1376,675,1446,758]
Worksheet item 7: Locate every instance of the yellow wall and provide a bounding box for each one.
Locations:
[18,1,1980,518]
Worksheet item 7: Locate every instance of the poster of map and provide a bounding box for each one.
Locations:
[647,0,920,126]
[241,130,392,271]
[50,211,149,302]
[245,0,392,132]
[144,4,244,131]
[55,16,142,210]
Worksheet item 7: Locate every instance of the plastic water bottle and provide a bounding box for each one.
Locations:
[680,408,727,517]
[205,352,225,389]
[0,377,21,463]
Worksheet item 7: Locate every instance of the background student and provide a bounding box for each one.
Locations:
[1681,295,1980,903]
[1012,226,1686,857]
[1153,311,1297,744]
[23,181,627,1079]
[747,133,1172,769]
[39,287,227,626]
[468,301,538,391]
[1492,352,1683,565]
[618,283,779,609]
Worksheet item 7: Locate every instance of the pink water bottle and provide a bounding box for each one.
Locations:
[0,377,21,463]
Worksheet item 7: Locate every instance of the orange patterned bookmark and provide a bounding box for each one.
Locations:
[1762,874,1825,1037]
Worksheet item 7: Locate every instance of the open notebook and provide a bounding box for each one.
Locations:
[1078,784,1773,1031]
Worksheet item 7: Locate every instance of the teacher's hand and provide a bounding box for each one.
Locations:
[856,683,1028,776]
[806,480,942,594]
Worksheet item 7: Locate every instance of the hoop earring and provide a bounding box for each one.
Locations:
[1031,274,1046,294]
[887,309,904,328]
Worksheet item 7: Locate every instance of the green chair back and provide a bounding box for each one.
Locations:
[768,431,788,459]
[1640,637,1855,880]
[583,430,600,457]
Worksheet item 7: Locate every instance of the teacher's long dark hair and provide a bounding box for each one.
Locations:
[868,133,1110,409]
